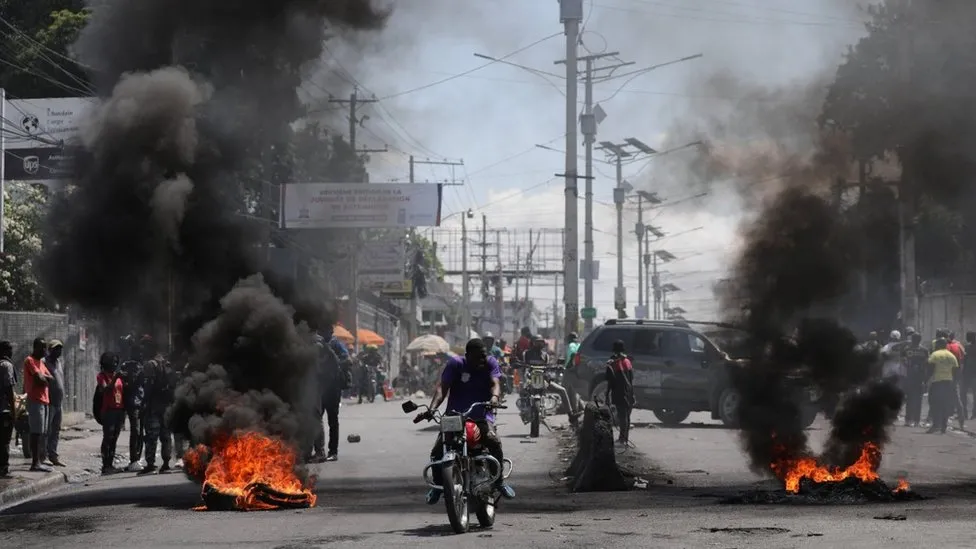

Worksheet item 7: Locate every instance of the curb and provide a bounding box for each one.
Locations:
[0,472,67,508]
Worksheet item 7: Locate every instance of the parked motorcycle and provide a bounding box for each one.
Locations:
[403,400,513,534]
[514,360,573,437]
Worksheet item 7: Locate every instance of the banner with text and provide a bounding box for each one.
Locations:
[3,97,95,149]
[281,182,442,229]
[359,236,407,289]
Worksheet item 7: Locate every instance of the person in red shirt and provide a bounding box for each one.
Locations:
[605,339,636,445]
[96,352,126,475]
[513,327,532,362]
[23,338,53,471]
[947,332,967,430]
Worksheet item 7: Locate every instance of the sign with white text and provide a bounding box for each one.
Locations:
[281,183,442,229]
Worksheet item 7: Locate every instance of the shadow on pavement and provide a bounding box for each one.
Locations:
[632,421,729,430]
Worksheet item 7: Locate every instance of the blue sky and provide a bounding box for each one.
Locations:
[306,0,871,322]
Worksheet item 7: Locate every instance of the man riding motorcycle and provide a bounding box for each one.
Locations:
[514,327,533,362]
[482,333,510,394]
[422,338,515,504]
[361,344,387,401]
[521,335,550,364]
[564,332,581,368]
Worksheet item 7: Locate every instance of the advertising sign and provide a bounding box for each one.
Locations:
[376,279,413,299]
[281,182,442,229]
[3,97,95,149]
[4,147,74,181]
[359,237,406,289]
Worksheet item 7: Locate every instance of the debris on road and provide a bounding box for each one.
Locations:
[720,477,927,505]
[564,402,629,492]
[347,434,361,443]
[873,514,907,521]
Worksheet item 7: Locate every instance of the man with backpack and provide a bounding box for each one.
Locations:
[309,324,348,463]
[138,337,175,475]
[604,339,636,446]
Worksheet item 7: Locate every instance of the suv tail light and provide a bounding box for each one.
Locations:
[573,352,582,367]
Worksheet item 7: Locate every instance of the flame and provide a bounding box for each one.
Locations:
[185,431,317,510]
[771,442,881,494]
[895,478,910,492]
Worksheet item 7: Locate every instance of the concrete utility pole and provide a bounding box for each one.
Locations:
[634,191,663,317]
[598,138,657,318]
[560,50,633,333]
[898,29,918,330]
[651,250,676,320]
[556,0,582,339]
[460,209,473,340]
[480,213,488,333]
[330,89,386,354]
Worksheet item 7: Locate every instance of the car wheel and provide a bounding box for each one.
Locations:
[652,408,691,426]
[717,386,740,427]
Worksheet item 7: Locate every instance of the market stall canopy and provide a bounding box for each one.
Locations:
[358,329,385,346]
[333,325,354,342]
[406,334,451,354]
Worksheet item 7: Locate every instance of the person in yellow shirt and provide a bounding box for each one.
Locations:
[928,338,960,434]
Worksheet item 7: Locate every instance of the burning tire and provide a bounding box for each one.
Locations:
[717,386,741,427]
[652,408,691,426]
[589,380,617,426]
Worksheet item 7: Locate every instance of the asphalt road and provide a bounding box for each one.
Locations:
[2,401,976,548]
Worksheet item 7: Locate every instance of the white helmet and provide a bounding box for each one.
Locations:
[889,330,901,341]
[483,332,494,338]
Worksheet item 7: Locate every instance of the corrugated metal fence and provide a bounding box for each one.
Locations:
[0,311,107,414]
[917,292,976,341]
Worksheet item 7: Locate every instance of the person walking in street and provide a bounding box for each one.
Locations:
[309,323,345,463]
[927,338,959,434]
[43,339,66,467]
[96,352,125,475]
[0,341,15,478]
[139,337,174,475]
[23,337,53,472]
[121,339,146,472]
[903,332,929,427]
[605,339,635,445]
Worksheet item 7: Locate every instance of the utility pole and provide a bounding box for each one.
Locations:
[634,192,663,318]
[651,250,676,319]
[480,214,488,333]
[598,138,657,318]
[562,51,633,333]
[330,89,386,353]
[461,210,473,340]
[494,230,504,333]
[556,0,582,340]
[898,29,917,330]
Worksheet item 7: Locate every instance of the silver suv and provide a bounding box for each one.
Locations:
[564,319,818,427]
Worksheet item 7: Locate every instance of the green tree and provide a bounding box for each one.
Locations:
[0,183,55,310]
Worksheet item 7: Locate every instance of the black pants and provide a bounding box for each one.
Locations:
[143,412,172,466]
[929,381,954,432]
[100,409,125,469]
[0,413,13,474]
[313,394,340,457]
[904,373,926,425]
[960,376,976,419]
[126,409,143,463]
[614,400,633,443]
[430,420,503,486]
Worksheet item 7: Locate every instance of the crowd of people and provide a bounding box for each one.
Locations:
[869,327,976,434]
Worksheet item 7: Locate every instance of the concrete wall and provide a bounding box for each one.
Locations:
[917,292,976,341]
[0,311,107,415]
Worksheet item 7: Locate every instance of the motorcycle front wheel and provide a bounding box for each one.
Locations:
[472,494,496,528]
[441,461,469,534]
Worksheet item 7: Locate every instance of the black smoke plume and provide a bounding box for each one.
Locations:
[37,0,390,471]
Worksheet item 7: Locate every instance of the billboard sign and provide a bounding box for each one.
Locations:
[359,236,406,288]
[281,182,442,229]
[4,147,74,181]
[3,97,95,149]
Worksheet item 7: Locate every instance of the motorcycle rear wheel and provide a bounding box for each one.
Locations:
[473,495,496,528]
[441,462,469,534]
[530,401,540,438]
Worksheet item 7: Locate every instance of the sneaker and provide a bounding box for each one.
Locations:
[101,466,122,475]
[126,461,143,472]
[50,458,66,467]
[29,465,53,473]
[175,459,184,469]
[497,483,516,499]
[137,464,158,476]
[425,488,442,505]
[159,463,172,474]
[325,454,338,462]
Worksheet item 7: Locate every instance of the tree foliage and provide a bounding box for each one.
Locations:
[0,183,55,310]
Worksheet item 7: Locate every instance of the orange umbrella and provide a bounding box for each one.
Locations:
[357,328,385,346]
[333,324,354,343]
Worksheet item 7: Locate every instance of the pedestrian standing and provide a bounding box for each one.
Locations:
[23,337,53,472]
[139,338,174,475]
[43,339,66,467]
[946,331,966,430]
[121,341,146,472]
[604,339,635,445]
[927,338,959,434]
[0,341,15,478]
[311,325,346,463]
[903,333,929,427]
[96,352,125,475]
